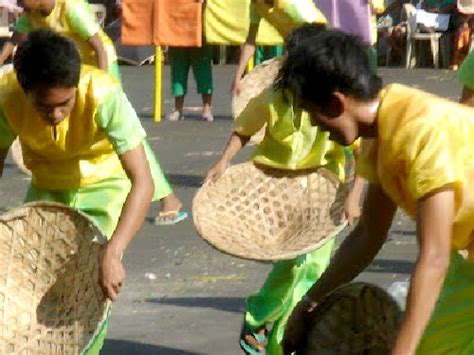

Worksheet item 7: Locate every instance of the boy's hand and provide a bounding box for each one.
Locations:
[205,160,227,183]
[282,298,317,354]
[99,244,125,301]
[344,191,361,225]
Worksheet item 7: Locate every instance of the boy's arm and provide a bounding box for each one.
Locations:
[0,32,23,65]
[283,183,397,354]
[392,188,454,354]
[205,132,250,183]
[99,143,154,300]
[88,34,108,71]
[232,22,259,96]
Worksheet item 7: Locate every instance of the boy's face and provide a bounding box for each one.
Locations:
[27,86,77,126]
[303,96,360,146]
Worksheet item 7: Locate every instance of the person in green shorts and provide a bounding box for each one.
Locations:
[0,30,177,353]
[206,24,365,355]
[167,45,214,122]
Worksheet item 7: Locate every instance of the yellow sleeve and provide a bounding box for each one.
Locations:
[370,0,385,14]
[234,90,270,137]
[403,124,463,200]
[355,138,380,184]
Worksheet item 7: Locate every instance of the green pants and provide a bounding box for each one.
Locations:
[255,45,285,65]
[24,141,171,354]
[169,46,213,97]
[245,238,335,355]
[416,252,474,354]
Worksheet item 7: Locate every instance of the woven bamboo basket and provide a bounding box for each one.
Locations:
[300,282,402,354]
[0,202,110,354]
[11,138,31,176]
[193,162,347,261]
[232,56,284,145]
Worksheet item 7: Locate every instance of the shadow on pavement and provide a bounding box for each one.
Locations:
[166,174,204,188]
[146,296,246,314]
[102,339,200,355]
[367,259,414,274]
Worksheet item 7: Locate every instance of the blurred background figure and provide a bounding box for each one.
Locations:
[167,45,214,122]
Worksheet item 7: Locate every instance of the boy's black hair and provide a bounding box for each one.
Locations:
[285,23,327,53]
[276,29,383,108]
[14,29,81,92]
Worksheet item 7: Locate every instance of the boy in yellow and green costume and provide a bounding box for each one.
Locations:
[207,25,364,355]
[231,0,327,95]
[0,30,170,354]
[279,29,474,355]
[0,0,119,80]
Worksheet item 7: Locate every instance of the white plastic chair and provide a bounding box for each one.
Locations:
[90,4,106,28]
[404,3,443,68]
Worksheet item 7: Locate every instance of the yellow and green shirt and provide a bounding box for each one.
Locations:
[235,87,346,181]
[15,0,117,70]
[250,0,328,37]
[357,83,474,258]
[0,65,145,190]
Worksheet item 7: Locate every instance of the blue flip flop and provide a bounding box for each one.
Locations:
[239,323,267,355]
[151,211,188,226]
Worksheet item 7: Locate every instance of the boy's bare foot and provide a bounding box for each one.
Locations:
[152,193,188,225]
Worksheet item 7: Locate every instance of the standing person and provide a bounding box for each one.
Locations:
[206,24,365,355]
[231,0,328,95]
[167,45,214,122]
[0,0,120,80]
[277,28,474,354]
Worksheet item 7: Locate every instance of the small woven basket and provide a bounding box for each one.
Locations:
[232,56,284,145]
[0,202,110,354]
[300,282,402,354]
[11,138,31,176]
[193,162,347,261]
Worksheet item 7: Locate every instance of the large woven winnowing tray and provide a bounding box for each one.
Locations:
[192,162,347,261]
[0,202,110,354]
[232,56,284,145]
[300,282,402,354]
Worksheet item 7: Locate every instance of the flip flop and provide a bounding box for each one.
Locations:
[239,322,267,355]
[151,211,188,226]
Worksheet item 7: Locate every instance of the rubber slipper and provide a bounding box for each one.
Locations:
[239,322,267,355]
[151,211,188,226]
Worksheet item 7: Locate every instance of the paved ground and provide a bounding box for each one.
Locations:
[0,64,463,354]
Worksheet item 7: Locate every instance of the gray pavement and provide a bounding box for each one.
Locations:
[0,64,463,354]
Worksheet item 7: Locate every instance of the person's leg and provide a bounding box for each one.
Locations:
[190,45,214,121]
[168,47,190,121]
[416,252,474,354]
[142,140,187,224]
[243,238,335,354]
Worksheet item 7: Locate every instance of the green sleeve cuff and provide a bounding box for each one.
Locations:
[0,109,16,148]
[14,15,31,33]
